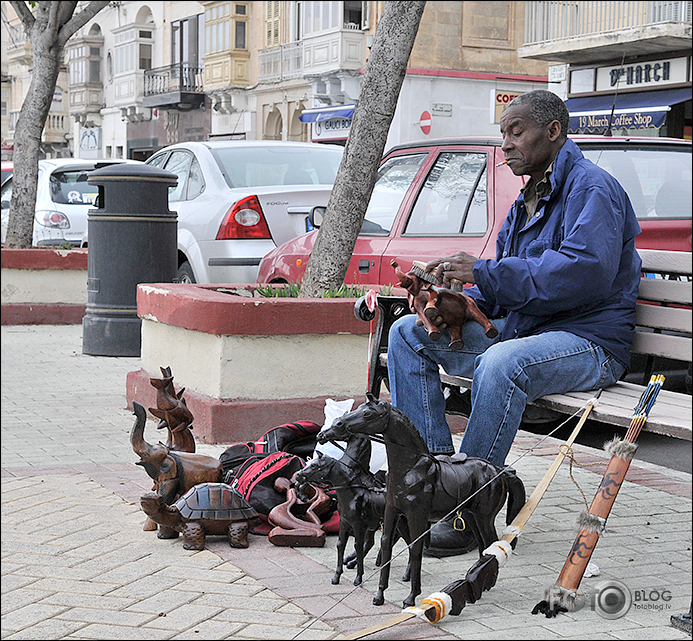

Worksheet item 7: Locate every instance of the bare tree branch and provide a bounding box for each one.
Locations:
[60,0,110,45]
[41,1,63,48]
[8,0,35,31]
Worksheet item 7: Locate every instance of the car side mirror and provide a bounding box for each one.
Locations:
[309,206,326,229]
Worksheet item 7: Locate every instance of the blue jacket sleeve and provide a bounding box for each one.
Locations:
[473,182,631,316]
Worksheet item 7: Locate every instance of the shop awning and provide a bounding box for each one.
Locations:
[566,87,691,133]
[299,104,356,123]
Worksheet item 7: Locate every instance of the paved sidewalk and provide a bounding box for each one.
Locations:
[2,325,691,640]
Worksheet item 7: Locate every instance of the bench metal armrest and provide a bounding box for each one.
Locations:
[355,295,412,397]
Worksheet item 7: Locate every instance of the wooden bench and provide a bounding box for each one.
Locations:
[355,249,692,441]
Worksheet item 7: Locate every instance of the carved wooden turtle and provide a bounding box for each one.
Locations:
[140,483,259,551]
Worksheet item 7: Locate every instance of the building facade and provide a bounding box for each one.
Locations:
[521,0,692,139]
[2,1,690,163]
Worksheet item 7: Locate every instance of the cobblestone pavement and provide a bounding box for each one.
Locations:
[2,325,691,640]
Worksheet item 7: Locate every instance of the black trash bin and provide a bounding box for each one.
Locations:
[82,163,178,357]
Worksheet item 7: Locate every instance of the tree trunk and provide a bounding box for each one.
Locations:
[6,1,110,248]
[5,44,62,248]
[299,0,427,298]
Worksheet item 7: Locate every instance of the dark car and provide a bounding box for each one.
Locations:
[257,135,692,287]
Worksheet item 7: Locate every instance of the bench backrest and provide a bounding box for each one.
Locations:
[634,249,692,364]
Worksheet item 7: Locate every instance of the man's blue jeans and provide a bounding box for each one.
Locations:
[387,315,625,466]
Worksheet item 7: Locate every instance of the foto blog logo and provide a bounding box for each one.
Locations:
[574,580,673,619]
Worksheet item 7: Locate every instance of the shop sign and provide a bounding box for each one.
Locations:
[595,56,688,92]
[494,90,522,122]
[312,116,352,142]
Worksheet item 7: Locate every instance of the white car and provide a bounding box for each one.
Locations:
[143,140,344,284]
[1,158,140,248]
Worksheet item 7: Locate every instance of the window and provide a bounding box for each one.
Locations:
[212,145,343,189]
[48,170,98,205]
[163,151,192,201]
[186,157,205,199]
[89,57,101,83]
[265,0,280,46]
[582,147,692,220]
[235,20,246,49]
[404,152,488,236]
[114,27,152,74]
[359,154,427,235]
[139,43,152,70]
[172,14,203,64]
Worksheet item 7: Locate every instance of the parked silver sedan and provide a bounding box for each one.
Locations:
[144,140,344,284]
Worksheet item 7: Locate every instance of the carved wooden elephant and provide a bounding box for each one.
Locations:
[130,402,223,538]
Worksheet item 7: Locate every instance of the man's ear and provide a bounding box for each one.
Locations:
[548,119,562,142]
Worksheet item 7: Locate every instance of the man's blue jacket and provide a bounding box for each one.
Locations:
[469,138,642,370]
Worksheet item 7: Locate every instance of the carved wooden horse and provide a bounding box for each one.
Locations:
[294,435,411,586]
[391,260,498,350]
[317,394,525,608]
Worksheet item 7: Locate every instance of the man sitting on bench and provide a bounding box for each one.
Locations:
[387,90,642,557]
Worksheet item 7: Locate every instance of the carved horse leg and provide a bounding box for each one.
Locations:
[466,295,499,338]
[401,509,431,608]
[333,520,350,584]
[373,502,398,606]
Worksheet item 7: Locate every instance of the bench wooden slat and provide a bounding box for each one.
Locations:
[639,249,693,276]
[635,304,691,333]
[638,278,692,305]
[533,385,692,440]
[631,331,692,361]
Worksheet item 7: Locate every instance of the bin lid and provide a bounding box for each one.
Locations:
[88,163,177,185]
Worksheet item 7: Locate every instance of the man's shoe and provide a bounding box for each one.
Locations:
[444,387,472,416]
[424,517,478,557]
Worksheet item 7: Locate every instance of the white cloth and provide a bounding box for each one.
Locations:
[313,398,387,474]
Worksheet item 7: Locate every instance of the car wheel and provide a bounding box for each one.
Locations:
[176,261,196,284]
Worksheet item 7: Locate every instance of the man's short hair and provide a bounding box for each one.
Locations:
[509,90,569,137]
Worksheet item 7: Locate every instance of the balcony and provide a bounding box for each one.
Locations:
[258,42,303,84]
[520,1,692,63]
[142,63,205,109]
[5,21,32,66]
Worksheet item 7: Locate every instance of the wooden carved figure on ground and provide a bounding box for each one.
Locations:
[391,260,498,350]
[149,366,195,453]
[317,394,526,609]
[294,434,411,587]
[140,483,259,551]
[131,402,223,539]
[267,476,331,547]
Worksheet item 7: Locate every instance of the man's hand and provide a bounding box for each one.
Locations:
[426,251,478,287]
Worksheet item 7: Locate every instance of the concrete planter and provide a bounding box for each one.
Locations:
[1,248,87,325]
[126,282,374,444]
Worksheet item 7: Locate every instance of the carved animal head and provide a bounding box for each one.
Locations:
[130,402,175,482]
[318,393,390,443]
[295,452,334,488]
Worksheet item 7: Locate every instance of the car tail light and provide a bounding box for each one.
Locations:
[216,195,271,240]
[35,210,70,229]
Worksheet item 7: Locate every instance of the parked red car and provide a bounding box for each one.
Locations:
[257,136,692,287]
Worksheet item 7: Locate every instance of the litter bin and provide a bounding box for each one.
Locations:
[82,163,178,357]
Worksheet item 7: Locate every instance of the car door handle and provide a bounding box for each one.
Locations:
[358,260,371,273]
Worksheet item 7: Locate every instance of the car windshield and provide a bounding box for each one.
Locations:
[582,147,691,220]
[49,169,98,205]
[212,146,344,189]
[360,153,428,235]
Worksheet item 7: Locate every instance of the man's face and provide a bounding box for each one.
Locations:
[499,103,560,182]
